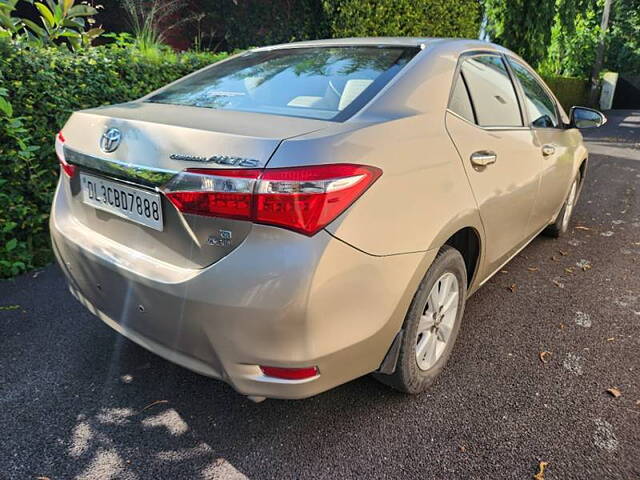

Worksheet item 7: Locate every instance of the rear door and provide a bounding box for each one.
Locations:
[505,56,576,230]
[445,53,542,275]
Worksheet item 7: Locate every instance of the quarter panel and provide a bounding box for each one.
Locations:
[270,114,480,256]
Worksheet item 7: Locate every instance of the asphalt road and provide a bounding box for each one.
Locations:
[1,111,639,480]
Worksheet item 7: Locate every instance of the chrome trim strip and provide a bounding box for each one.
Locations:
[64,147,178,188]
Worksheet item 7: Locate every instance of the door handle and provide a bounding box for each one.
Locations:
[470,151,497,167]
[541,144,556,156]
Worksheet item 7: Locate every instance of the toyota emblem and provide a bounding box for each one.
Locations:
[99,128,122,153]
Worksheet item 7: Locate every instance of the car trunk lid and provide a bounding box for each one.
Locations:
[60,102,331,269]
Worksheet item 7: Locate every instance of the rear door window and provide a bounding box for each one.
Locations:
[507,57,559,128]
[146,46,419,121]
[460,55,523,128]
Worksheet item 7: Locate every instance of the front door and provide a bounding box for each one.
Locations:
[505,56,577,229]
[445,53,542,276]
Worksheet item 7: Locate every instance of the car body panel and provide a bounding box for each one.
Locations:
[59,103,334,268]
[283,113,482,258]
[445,112,542,275]
[62,102,332,173]
[51,177,434,399]
[532,127,587,227]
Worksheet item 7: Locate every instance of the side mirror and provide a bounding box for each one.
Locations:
[569,106,607,129]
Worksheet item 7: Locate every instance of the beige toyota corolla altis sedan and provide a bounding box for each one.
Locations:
[51,38,605,401]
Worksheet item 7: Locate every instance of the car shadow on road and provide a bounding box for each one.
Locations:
[51,319,418,479]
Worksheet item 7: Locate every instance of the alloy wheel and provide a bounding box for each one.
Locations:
[415,272,459,371]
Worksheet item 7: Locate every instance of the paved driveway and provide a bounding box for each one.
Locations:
[1,111,639,480]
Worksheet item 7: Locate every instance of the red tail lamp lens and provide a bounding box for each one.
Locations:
[260,366,319,380]
[163,164,382,235]
[164,169,261,220]
[255,164,382,235]
[55,131,76,178]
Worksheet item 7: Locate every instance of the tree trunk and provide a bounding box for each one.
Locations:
[589,0,612,107]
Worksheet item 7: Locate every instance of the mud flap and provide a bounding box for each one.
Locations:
[376,329,404,375]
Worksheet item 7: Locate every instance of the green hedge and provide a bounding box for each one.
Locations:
[203,0,481,50]
[0,41,228,277]
[542,75,591,111]
[212,0,328,50]
[322,0,481,39]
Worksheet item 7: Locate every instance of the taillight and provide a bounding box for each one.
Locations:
[55,131,76,178]
[163,164,382,235]
[164,169,261,220]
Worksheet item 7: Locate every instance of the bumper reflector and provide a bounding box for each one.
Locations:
[260,365,319,380]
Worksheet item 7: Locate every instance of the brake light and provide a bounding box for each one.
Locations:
[55,131,76,178]
[163,164,382,235]
[260,365,319,380]
[164,169,261,220]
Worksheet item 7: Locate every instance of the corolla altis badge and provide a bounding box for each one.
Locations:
[169,153,260,168]
[99,128,122,153]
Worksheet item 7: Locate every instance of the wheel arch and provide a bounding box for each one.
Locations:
[426,209,485,291]
[578,157,588,190]
[377,213,485,375]
[444,226,481,289]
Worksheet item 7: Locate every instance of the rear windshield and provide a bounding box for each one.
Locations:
[145,46,419,121]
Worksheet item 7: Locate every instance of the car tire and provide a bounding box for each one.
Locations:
[375,246,467,394]
[544,172,581,238]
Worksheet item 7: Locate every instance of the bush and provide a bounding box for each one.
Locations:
[0,41,228,277]
[210,0,329,50]
[322,0,481,39]
[200,0,481,50]
[542,75,591,111]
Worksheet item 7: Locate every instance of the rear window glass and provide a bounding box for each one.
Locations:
[449,73,475,123]
[146,46,418,121]
[460,55,523,127]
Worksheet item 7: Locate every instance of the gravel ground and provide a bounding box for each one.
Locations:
[1,110,639,480]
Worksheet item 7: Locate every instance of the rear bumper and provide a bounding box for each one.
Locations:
[50,180,432,399]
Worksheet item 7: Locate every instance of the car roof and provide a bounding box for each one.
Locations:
[252,37,512,57]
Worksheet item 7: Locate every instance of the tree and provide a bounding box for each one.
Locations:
[482,0,557,66]
[487,0,640,78]
[538,0,601,77]
[589,0,612,103]
[607,0,640,75]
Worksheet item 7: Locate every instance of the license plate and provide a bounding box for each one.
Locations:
[80,173,164,231]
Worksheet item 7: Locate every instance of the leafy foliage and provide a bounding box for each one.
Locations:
[22,0,103,50]
[606,0,640,75]
[120,0,196,58]
[0,0,23,37]
[199,0,481,50]
[483,0,557,66]
[0,0,103,49]
[538,5,600,78]
[0,83,41,277]
[0,40,227,277]
[487,0,640,77]
[198,0,328,50]
[322,0,481,39]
